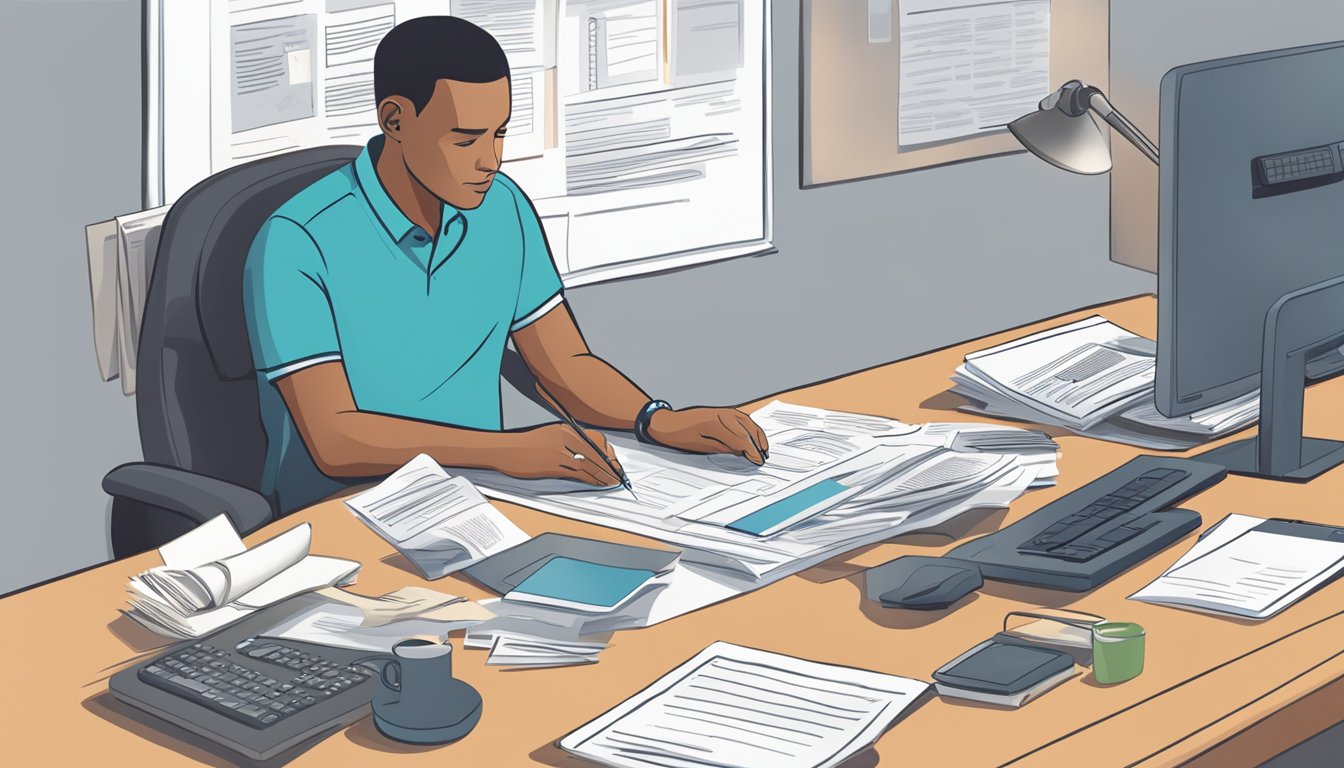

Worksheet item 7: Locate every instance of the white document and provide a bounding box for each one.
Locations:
[749,400,916,438]
[113,206,171,396]
[579,0,660,90]
[84,219,122,382]
[898,0,1051,146]
[559,642,928,768]
[259,591,495,652]
[1130,515,1344,619]
[485,632,607,667]
[346,454,531,579]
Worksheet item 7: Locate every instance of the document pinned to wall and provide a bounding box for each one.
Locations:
[898,0,1051,146]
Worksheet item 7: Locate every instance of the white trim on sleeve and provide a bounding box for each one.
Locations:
[510,292,565,332]
[263,353,343,381]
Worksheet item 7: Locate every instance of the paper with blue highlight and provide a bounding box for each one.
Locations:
[725,478,859,537]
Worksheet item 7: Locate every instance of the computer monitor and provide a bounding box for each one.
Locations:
[1155,41,1344,480]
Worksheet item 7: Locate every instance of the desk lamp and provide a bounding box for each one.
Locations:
[1008,80,1158,173]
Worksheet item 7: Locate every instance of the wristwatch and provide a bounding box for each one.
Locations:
[634,400,673,444]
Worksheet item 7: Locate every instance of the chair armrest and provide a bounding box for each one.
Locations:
[103,462,273,536]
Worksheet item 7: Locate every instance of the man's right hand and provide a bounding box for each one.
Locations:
[496,423,625,487]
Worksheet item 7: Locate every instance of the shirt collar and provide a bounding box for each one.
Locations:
[353,136,465,242]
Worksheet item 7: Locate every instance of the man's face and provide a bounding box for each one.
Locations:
[394,77,510,210]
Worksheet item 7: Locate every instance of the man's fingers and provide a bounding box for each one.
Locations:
[583,428,624,476]
[558,459,617,487]
[556,426,621,484]
[717,414,764,465]
[560,443,621,485]
[737,412,770,459]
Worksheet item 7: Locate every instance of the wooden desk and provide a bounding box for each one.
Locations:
[5,296,1342,767]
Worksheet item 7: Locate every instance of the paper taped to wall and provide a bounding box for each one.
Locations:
[898,0,1051,146]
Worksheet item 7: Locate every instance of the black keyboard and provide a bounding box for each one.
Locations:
[138,641,374,729]
[1016,466,1194,561]
[947,455,1226,591]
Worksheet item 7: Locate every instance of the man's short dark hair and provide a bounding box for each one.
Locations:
[374,16,510,113]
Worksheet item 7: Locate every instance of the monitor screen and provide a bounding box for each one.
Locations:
[1156,41,1344,418]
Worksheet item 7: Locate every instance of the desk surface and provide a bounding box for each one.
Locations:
[4,295,1343,767]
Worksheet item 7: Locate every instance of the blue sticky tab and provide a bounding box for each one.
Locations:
[727,479,850,536]
[512,557,655,608]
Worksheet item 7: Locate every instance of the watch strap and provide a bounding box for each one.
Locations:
[635,400,672,444]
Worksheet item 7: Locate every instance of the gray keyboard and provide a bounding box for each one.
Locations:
[1015,465,1194,561]
[949,455,1226,591]
[138,641,373,729]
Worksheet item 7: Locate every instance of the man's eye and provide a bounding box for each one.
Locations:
[455,139,476,148]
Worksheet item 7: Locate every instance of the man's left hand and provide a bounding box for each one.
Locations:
[645,407,771,465]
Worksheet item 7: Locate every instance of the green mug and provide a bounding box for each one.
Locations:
[1092,621,1145,684]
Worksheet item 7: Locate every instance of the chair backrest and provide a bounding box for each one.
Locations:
[136,146,361,504]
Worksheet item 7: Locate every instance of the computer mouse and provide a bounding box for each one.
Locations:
[868,556,983,610]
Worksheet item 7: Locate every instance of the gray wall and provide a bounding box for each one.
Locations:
[0,0,145,594]
[1108,0,1344,271]
[0,0,1156,594]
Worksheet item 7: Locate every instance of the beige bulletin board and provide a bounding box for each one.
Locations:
[802,0,1111,186]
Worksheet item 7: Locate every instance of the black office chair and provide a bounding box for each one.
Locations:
[103,146,362,559]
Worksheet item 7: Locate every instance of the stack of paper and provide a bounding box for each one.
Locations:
[461,401,1054,585]
[451,401,1056,639]
[125,515,361,639]
[951,316,1260,449]
[558,642,928,768]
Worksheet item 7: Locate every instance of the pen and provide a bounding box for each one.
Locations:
[533,381,635,496]
[745,431,768,463]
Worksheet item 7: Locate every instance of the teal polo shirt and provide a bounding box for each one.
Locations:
[243,136,564,513]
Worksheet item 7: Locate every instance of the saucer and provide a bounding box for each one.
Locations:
[372,681,483,745]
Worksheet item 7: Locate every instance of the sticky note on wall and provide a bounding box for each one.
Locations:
[287,48,312,85]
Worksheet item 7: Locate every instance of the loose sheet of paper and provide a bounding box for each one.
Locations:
[1130,515,1344,619]
[898,0,1050,146]
[260,592,495,652]
[346,454,530,579]
[485,633,607,667]
[560,642,928,768]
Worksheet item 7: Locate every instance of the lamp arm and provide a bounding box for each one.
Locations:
[1088,92,1160,165]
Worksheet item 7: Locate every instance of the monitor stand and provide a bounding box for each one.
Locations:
[1199,275,1344,482]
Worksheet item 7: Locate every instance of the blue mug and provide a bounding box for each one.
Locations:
[371,638,482,745]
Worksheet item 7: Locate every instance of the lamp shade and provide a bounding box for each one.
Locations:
[1008,107,1112,175]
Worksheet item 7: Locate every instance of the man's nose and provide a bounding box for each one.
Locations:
[477,142,500,173]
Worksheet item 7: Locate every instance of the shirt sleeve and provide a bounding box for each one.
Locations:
[506,177,565,331]
[242,216,342,381]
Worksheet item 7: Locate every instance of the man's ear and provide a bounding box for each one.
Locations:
[378,98,408,142]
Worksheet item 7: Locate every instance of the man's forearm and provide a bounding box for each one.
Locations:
[538,352,651,430]
[299,410,520,477]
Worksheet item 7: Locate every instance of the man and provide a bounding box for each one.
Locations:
[243,16,768,513]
